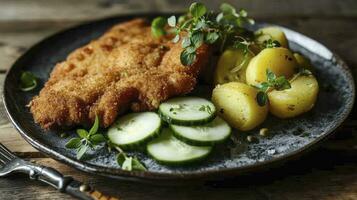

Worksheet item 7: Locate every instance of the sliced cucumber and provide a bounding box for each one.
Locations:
[108,112,161,149]
[147,128,212,165]
[170,116,231,146]
[159,97,216,125]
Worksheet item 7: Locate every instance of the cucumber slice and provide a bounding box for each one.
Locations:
[108,112,161,149]
[170,117,231,146]
[159,97,216,125]
[147,128,212,165]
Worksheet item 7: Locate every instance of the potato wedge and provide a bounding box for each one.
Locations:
[255,27,289,48]
[246,47,298,86]
[214,48,254,85]
[212,82,268,131]
[268,75,319,118]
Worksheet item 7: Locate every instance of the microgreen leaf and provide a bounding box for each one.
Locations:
[77,145,88,160]
[274,76,291,90]
[182,37,191,48]
[65,115,106,160]
[264,39,281,48]
[90,134,106,145]
[153,2,254,66]
[256,91,268,106]
[180,48,196,66]
[122,157,133,171]
[89,115,99,136]
[191,32,204,48]
[65,138,82,149]
[77,129,88,138]
[167,16,176,27]
[189,2,207,19]
[116,152,146,171]
[220,3,236,15]
[20,71,38,91]
[132,157,147,171]
[205,32,219,44]
[266,69,276,82]
[255,69,291,106]
[117,152,126,165]
[151,17,166,37]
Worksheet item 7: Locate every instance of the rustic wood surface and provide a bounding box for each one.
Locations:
[0,0,356,199]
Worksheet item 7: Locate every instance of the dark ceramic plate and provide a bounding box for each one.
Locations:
[3,14,355,182]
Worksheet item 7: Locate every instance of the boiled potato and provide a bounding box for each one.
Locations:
[212,82,268,131]
[246,47,298,86]
[255,27,289,48]
[268,75,319,118]
[214,48,254,85]
[293,53,314,72]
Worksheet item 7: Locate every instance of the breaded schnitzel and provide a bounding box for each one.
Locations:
[29,19,211,129]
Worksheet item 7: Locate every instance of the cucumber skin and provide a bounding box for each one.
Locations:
[109,121,162,150]
[146,145,213,166]
[158,109,216,126]
[169,125,232,146]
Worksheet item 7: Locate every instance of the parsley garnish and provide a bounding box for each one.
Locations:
[151,2,254,66]
[65,115,106,160]
[255,69,291,106]
[20,71,38,91]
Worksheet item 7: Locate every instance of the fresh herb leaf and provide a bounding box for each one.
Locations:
[132,157,147,171]
[76,129,88,138]
[65,115,106,160]
[116,152,146,171]
[189,2,207,19]
[255,69,291,106]
[77,145,88,160]
[151,2,255,66]
[151,17,166,37]
[65,138,82,149]
[191,31,204,48]
[256,91,268,106]
[167,15,176,27]
[20,71,38,91]
[205,32,219,44]
[264,39,281,48]
[274,76,291,90]
[182,37,191,48]
[180,48,196,66]
[266,68,276,82]
[89,115,99,136]
[90,134,106,145]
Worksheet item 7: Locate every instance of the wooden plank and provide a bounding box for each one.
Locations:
[0,0,356,24]
[0,147,356,200]
[0,18,356,71]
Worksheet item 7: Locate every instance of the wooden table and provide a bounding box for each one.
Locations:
[0,0,356,199]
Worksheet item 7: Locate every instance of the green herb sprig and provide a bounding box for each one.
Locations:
[255,69,291,106]
[151,2,254,66]
[20,71,38,91]
[116,149,147,171]
[65,115,106,160]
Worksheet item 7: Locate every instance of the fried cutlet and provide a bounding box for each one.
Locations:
[29,18,211,129]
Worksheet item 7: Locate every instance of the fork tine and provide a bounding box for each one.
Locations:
[0,155,6,165]
[0,143,15,160]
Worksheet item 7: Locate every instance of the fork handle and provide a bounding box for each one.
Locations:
[30,165,119,200]
[65,179,119,200]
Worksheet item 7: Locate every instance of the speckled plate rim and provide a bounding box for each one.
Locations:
[3,13,355,182]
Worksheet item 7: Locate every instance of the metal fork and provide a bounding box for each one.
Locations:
[0,143,118,200]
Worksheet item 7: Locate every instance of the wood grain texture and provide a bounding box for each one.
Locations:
[0,0,356,199]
